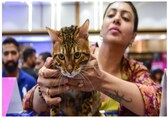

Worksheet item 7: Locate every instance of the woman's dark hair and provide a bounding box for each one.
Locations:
[151,69,163,83]
[103,2,138,32]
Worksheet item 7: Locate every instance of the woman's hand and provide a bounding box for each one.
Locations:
[37,57,70,105]
[69,59,105,92]
[68,43,105,92]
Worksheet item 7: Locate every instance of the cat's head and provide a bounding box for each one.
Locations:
[46,19,90,78]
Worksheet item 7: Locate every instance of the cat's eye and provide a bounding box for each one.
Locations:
[58,53,65,60]
[74,52,81,59]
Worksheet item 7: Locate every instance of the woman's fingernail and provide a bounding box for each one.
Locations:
[57,97,61,102]
[78,84,84,87]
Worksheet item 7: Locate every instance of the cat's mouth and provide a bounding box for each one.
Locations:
[65,74,75,78]
[62,68,81,79]
[63,72,78,78]
[64,73,77,78]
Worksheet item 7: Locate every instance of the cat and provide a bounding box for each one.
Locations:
[46,19,101,116]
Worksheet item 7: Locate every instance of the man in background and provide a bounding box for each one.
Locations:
[34,52,52,74]
[2,37,37,100]
[22,47,38,80]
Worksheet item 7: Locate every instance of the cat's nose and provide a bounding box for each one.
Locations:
[67,65,73,74]
[68,72,72,75]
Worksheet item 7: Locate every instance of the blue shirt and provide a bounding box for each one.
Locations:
[2,69,37,100]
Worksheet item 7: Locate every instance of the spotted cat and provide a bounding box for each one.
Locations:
[46,19,101,116]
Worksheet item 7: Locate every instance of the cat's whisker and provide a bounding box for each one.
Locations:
[79,72,95,91]
[77,73,86,89]
[47,19,100,115]
[57,74,64,93]
[81,65,94,70]
[77,73,85,80]
[50,70,60,78]
[82,65,90,67]
[81,67,89,72]
[81,72,95,91]
[57,74,62,86]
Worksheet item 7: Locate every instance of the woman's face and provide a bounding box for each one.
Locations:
[100,2,136,47]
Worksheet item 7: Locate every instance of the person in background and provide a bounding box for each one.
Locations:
[2,37,37,100]
[34,52,52,74]
[151,68,163,85]
[22,1,162,116]
[22,47,38,80]
[143,60,152,73]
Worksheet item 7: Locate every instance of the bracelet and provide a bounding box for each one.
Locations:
[23,84,38,110]
[38,85,45,101]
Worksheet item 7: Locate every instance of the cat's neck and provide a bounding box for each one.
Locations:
[98,43,124,75]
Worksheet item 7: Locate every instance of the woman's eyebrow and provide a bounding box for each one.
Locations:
[121,10,132,16]
[108,8,132,15]
[108,8,117,12]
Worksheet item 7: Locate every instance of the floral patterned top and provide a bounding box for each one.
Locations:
[118,57,162,116]
[22,57,162,116]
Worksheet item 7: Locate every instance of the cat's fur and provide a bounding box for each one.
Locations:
[46,19,101,116]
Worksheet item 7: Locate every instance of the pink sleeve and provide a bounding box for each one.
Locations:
[120,58,162,116]
[135,72,162,116]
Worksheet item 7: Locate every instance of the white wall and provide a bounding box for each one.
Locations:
[80,2,94,29]
[61,2,76,27]
[32,4,42,30]
[135,2,167,28]
[2,1,167,31]
[2,3,28,30]
[41,4,51,29]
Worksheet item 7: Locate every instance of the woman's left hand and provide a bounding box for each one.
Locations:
[68,56,105,92]
[68,42,105,91]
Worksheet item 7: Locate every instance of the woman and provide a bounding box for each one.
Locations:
[23,2,162,116]
[151,69,163,85]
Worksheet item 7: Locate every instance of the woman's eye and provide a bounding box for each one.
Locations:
[107,14,115,18]
[74,52,81,59]
[123,17,130,22]
[58,54,65,60]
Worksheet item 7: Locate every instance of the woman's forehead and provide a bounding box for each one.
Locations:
[107,2,134,14]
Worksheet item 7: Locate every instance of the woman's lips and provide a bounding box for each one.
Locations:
[109,27,121,33]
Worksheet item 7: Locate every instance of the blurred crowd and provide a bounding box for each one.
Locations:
[2,37,52,100]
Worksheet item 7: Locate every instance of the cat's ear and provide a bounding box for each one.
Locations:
[46,27,60,43]
[79,19,89,38]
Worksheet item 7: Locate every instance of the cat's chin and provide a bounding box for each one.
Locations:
[65,75,75,78]
[64,74,75,78]
[63,73,77,78]
[63,71,80,78]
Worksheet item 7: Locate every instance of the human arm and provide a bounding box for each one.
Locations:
[98,71,145,115]
[69,59,161,116]
[23,57,70,115]
[71,67,144,115]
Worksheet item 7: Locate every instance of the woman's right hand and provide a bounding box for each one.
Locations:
[37,57,70,105]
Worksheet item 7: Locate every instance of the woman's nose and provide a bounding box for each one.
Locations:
[113,13,121,25]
